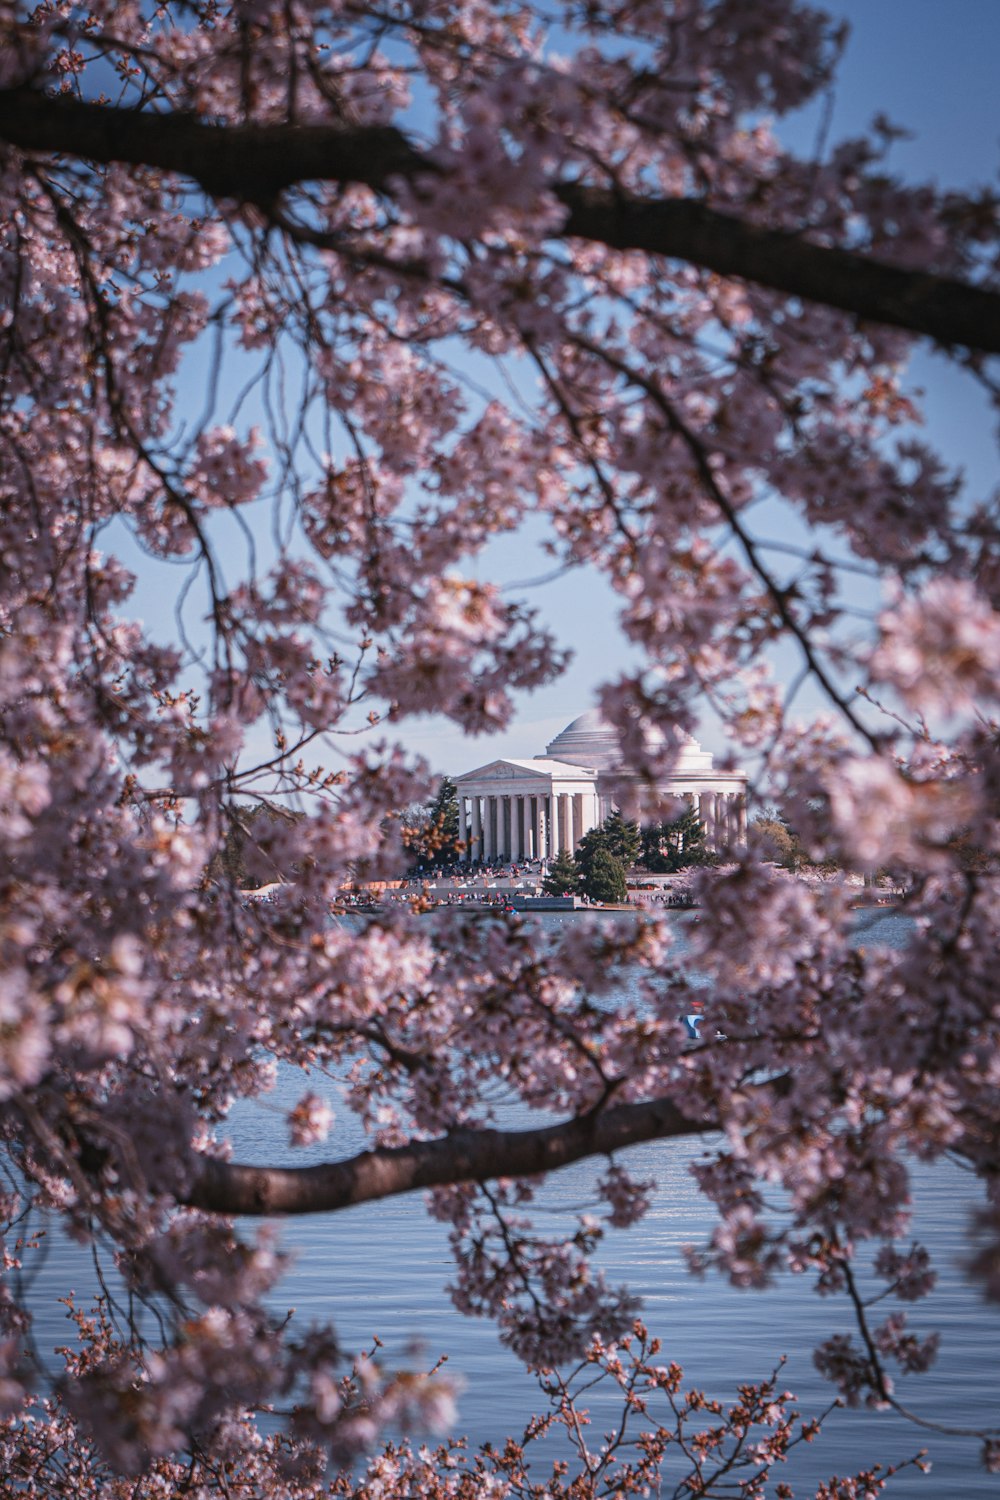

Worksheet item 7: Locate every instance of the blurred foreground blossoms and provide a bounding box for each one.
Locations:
[1,0,1000,1492]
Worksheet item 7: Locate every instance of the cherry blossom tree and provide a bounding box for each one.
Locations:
[1,0,1000,1492]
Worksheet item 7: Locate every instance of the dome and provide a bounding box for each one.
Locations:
[542,711,620,770]
[540,711,714,773]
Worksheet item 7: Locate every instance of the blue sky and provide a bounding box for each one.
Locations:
[412,0,1000,778]
[114,2,1000,785]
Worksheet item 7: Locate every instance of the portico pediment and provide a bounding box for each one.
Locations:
[455,759,545,784]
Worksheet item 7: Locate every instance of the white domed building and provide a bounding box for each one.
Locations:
[454,710,747,863]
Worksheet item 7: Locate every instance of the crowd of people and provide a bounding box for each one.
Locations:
[407,858,544,882]
[242,861,698,910]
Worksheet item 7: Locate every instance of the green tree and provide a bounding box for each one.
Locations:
[602,809,641,868]
[584,846,628,904]
[639,804,711,873]
[542,849,580,896]
[576,810,640,891]
[403,776,463,868]
[574,823,608,889]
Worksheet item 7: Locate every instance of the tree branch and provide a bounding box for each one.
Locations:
[2,88,999,353]
[184,1093,707,1216]
[0,87,429,204]
[555,184,1000,355]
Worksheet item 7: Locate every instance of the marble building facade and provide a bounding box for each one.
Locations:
[454,710,748,863]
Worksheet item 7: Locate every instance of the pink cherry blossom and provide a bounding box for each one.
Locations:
[0,0,998,1492]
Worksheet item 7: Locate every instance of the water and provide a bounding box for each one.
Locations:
[22,909,1000,1494]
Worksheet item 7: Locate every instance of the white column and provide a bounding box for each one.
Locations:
[471,795,482,862]
[536,797,546,860]
[699,791,713,849]
[512,796,523,861]
[550,791,560,859]
[460,795,470,862]
[524,797,534,859]
[717,795,726,846]
[484,796,494,861]
[738,795,747,844]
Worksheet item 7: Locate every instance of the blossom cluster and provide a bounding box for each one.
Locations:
[0,0,998,1490]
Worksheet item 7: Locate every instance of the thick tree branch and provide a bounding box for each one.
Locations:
[185,1093,707,1216]
[1,88,999,353]
[555,185,1000,355]
[0,87,429,204]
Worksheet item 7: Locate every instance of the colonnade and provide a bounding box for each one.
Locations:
[460,790,600,864]
[697,790,748,848]
[459,788,747,863]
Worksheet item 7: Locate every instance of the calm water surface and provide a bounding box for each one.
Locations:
[26,910,1000,1494]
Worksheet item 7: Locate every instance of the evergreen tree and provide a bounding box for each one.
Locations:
[404,776,463,868]
[575,808,641,899]
[574,822,608,889]
[542,849,580,896]
[576,809,640,885]
[602,809,641,868]
[429,776,462,865]
[639,803,711,873]
[584,846,628,904]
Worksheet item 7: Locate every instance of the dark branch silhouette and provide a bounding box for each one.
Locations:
[2,86,999,354]
[185,1093,708,1216]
